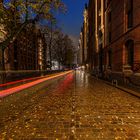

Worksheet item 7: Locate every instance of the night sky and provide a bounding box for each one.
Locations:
[56,0,89,46]
[4,0,89,46]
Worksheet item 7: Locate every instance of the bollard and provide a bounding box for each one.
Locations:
[112,79,118,87]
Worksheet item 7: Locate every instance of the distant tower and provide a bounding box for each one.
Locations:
[83,3,88,69]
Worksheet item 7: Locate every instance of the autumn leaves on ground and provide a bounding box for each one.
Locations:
[0,71,139,139]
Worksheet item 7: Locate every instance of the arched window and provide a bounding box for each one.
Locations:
[125,40,134,67]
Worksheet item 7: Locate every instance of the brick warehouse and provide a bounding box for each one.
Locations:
[80,0,140,85]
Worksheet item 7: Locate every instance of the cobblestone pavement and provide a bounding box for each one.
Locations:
[0,70,140,140]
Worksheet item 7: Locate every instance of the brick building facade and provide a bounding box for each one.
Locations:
[87,0,95,72]
[81,0,140,84]
[79,5,89,69]
[83,4,88,67]
[4,25,47,71]
[94,0,104,76]
[104,0,140,82]
[78,31,83,65]
[0,0,47,71]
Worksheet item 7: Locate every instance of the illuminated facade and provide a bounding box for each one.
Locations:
[85,0,140,85]
[36,29,46,70]
[79,5,89,68]
[83,4,88,68]
[0,25,6,43]
[104,0,140,83]
[78,31,83,65]
[86,0,104,75]
[86,0,95,72]
[4,26,46,71]
[0,24,7,70]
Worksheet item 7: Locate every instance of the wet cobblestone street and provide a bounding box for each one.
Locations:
[0,70,140,139]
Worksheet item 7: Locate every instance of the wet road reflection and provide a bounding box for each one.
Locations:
[0,70,139,139]
[53,73,74,95]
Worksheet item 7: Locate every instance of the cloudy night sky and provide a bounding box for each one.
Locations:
[56,0,89,46]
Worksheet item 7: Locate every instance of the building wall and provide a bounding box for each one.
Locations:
[83,0,140,85]
[87,0,95,72]
[4,26,46,71]
[92,0,105,75]
[78,32,83,65]
[0,25,6,43]
[104,0,140,75]
[104,0,125,72]
[37,31,47,70]
[83,5,88,66]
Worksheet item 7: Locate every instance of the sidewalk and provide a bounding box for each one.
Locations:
[92,76,140,98]
[105,80,140,98]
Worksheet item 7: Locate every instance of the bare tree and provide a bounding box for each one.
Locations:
[52,32,75,69]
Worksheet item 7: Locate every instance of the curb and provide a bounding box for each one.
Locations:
[91,75,140,98]
[105,81,140,98]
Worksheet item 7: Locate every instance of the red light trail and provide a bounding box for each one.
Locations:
[0,76,44,88]
[0,71,73,98]
[53,73,74,95]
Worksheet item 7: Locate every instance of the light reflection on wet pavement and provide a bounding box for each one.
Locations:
[0,70,140,139]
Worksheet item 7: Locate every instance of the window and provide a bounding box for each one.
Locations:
[109,31,111,43]
[108,11,111,22]
[125,40,134,66]
[127,0,133,28]
[108,49,112,68]
[107,10,112,44]
[107,0,112,7]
